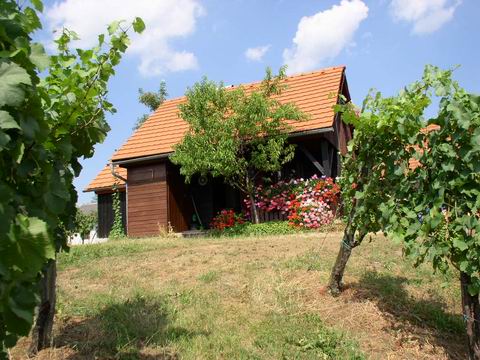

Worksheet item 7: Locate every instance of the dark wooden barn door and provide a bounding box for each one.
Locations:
[127,163,168,237]
[97,191,126,238]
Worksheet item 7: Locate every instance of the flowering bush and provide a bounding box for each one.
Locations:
[244,175,340,229]
[287,198,335,229]
[211,209,245,230]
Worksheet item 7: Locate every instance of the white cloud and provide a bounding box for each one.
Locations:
[245,45,271,62]
[283,0,368,74]
[390,0,461,34]
[45,0,205,76]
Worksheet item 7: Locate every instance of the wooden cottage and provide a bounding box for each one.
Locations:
[85,66,354,237]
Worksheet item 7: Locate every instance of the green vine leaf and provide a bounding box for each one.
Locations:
[0,110,20,130]
[0,62,31,107]
[29,43,49,71]
[0,2,144,353]
[133,17,146,33]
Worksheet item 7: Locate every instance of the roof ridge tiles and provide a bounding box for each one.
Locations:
[148,66,346,106]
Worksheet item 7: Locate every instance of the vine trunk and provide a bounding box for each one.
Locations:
[328,221,356,295]
[460,272,480,359]
[29,260,57,355]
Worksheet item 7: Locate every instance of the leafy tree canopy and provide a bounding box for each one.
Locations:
[132,81,167,130]
[74,210,97,240]
[170,66,307,223]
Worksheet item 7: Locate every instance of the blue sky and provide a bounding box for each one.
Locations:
[39,0,479,204]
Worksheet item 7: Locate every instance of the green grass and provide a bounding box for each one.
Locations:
[29,232,466,360]
[56,287,364,359]
[197,270,220,283]
[210,220,345,238]
[253,313,365,359]
[58,238,178,269]
[213,221,299,237]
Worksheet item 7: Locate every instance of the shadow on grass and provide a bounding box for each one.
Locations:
[351,271,466,360]
[54,294,208,359]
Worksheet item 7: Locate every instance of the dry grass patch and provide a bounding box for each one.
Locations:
[12,232,466,359]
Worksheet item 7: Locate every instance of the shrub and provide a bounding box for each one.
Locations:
[288,199,335,229]
[75,211,97,240]
[158,222,176,238]
[211,209,245,230]
[213,221,300,237]
[244,175,340,229]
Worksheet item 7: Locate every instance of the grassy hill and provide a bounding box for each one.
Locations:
[13,232,466,359]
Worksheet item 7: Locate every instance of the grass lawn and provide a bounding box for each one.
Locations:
[13,232,466,359]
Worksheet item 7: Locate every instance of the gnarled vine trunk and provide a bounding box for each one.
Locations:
[460,272,480,360]
[328,225,355,295]
[29,260,56,355]
[328,210,367,295]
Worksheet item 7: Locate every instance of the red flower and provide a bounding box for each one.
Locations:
[211,209,245,230]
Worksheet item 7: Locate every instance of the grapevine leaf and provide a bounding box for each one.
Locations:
[108,20,121,35]
[30,43,50,71]
[0,131,11,149]
[453,238,468,251]
[4,217,55,273]
[132,17,145,33]
[31,0,44,12]
[441,163,454,172]
[0,110,20,130]
[468,282,480,297]
[4,284,38,335]
[0,62,32,107]
[4,334,17,348]
[471,127,480,150]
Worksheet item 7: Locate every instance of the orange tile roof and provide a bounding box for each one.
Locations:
[85,165,126,192]
[111,66,346,161]
[86,66,346,192]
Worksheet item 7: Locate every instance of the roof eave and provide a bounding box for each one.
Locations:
[112,152,173,166]
[288,126,334,138]
[111,126,335,165]
[83,183,126,193]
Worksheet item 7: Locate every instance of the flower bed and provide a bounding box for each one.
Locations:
[244,175,340,229]
[211,209,245,230]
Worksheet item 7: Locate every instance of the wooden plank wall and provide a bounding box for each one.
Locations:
[127,162,167,237]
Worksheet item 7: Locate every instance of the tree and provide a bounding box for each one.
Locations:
[327,77,432,294]
[132,81,167,130]
[170,67,307,223]
[74,210,97,242]
[0,1,144,356]
[386,68,480,359]
[330,65,480,358]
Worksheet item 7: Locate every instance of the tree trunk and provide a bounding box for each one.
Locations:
[29,260,56,355]
[460,272,480,360]
[248,191,259,224]
[328,223,356,295]
[246,174,259,224]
